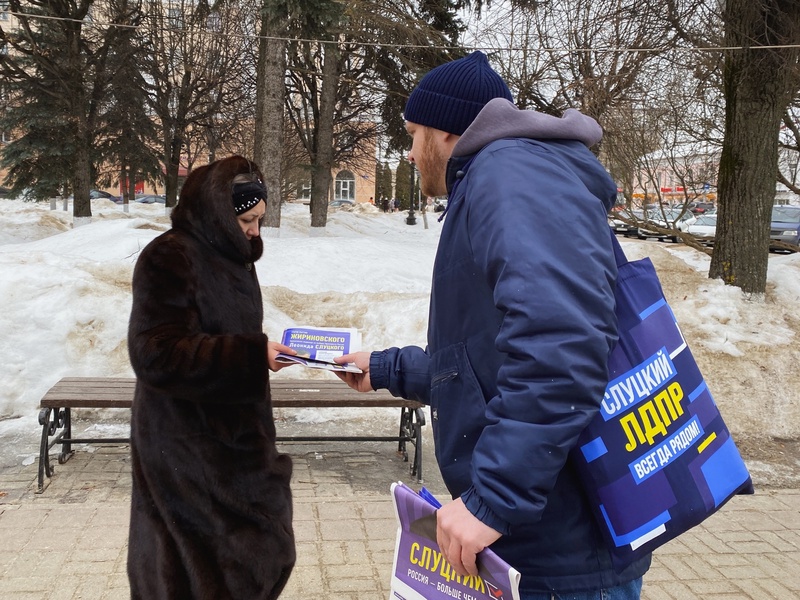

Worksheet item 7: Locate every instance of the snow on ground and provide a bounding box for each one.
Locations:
[0,197,797,476]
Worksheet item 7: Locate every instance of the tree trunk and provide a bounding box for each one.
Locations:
[120,165,131,213]
[68,23,91,222]
[254,10,287,233]
[164,130,183,208]
[709,0,800,294]
[72,112,93,222]
[310,42,339,230]
[127,169,136,202]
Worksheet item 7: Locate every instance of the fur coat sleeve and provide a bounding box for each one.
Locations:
[128,229,269,403]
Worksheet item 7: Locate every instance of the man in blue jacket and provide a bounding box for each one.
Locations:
[336,51,650,599]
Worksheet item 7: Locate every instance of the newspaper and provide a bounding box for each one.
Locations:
[274,326,362,373]
[390,482,521,600]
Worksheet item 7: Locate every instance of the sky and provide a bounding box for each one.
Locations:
[0,197,798,470]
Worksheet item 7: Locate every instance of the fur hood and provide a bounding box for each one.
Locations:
[171,155,264,265]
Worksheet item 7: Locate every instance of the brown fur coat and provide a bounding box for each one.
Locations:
[127,157,294,599]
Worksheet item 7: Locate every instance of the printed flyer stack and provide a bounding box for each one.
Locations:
[275,326,362,373]
[389,482,520,600]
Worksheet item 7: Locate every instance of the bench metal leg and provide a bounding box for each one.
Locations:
[411,407,425,484]
[59,407,73,464]
[36,406,74,493]
[37,407,53,493]
[397,407,411,460]
[396,406,425,484]
[37,406,70,493]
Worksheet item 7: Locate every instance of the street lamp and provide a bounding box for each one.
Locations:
[406,164,417,225]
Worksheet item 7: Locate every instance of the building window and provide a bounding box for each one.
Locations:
[335,170,355,201]
[298,181,311,200]
[168,8,183,29]
[206,12,221,32]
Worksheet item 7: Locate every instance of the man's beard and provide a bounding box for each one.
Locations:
[418,131,447,198]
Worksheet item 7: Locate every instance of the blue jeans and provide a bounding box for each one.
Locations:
[519,578,642,600]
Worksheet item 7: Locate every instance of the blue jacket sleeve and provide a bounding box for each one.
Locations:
[369,346,432,404]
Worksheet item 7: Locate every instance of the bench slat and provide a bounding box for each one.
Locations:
[41,378,423,409]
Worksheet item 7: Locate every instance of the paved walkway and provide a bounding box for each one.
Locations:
[1,439,798,599]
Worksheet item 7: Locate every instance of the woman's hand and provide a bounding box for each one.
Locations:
[268,341,296,372]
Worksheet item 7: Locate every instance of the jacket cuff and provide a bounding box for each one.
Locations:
[368,350,389,391]
[461,487,512,536]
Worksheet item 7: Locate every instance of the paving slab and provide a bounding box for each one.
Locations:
[1,436,798,599]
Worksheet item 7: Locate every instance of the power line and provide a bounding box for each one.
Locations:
[5,10,800,54]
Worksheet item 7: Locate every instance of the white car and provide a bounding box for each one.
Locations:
[639,209,697,242]
[687,213,717,245]
[608,208,644,237]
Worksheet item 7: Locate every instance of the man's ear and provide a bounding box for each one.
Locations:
[441,131,460,153]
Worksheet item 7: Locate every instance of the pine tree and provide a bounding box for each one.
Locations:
[0,0,140,219]
[395,155,412,210]
[97,2,160,205]
[0,1,90,204]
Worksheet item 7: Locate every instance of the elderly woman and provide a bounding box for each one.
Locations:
[127,156,295,599]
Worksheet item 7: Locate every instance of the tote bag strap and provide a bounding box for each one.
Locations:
[608,226,629,268]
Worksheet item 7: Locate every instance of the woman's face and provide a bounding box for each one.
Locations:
[237,200,266,239]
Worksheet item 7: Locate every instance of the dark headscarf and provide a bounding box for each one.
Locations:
[232,179,267,215]
[171,156,265,264]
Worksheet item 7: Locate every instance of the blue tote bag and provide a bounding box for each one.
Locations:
[572,230,753,571]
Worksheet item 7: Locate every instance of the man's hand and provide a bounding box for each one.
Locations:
[267,341,296,372]
[334,351,373,392]
[436,498,502,578]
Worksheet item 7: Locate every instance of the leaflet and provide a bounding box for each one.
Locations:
[390,482,521,600]
[275,326,362,373]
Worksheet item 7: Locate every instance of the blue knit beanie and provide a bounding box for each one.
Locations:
[403,51,513,136]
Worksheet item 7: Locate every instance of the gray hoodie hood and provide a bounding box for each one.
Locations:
[444,98,616,213]
[452,98,603,158]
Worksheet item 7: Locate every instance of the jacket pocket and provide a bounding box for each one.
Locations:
[429,341,491,495]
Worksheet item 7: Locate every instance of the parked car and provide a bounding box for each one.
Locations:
[608,208,644,237]
[769,205,800,252]
[686,213,717,245]
[134,194,166,204]
[90,189,115,200]
[687,201,715,215]
[329,199,355,209]
[638,209,697,242]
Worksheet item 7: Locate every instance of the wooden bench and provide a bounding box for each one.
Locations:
[37,377,425,493]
